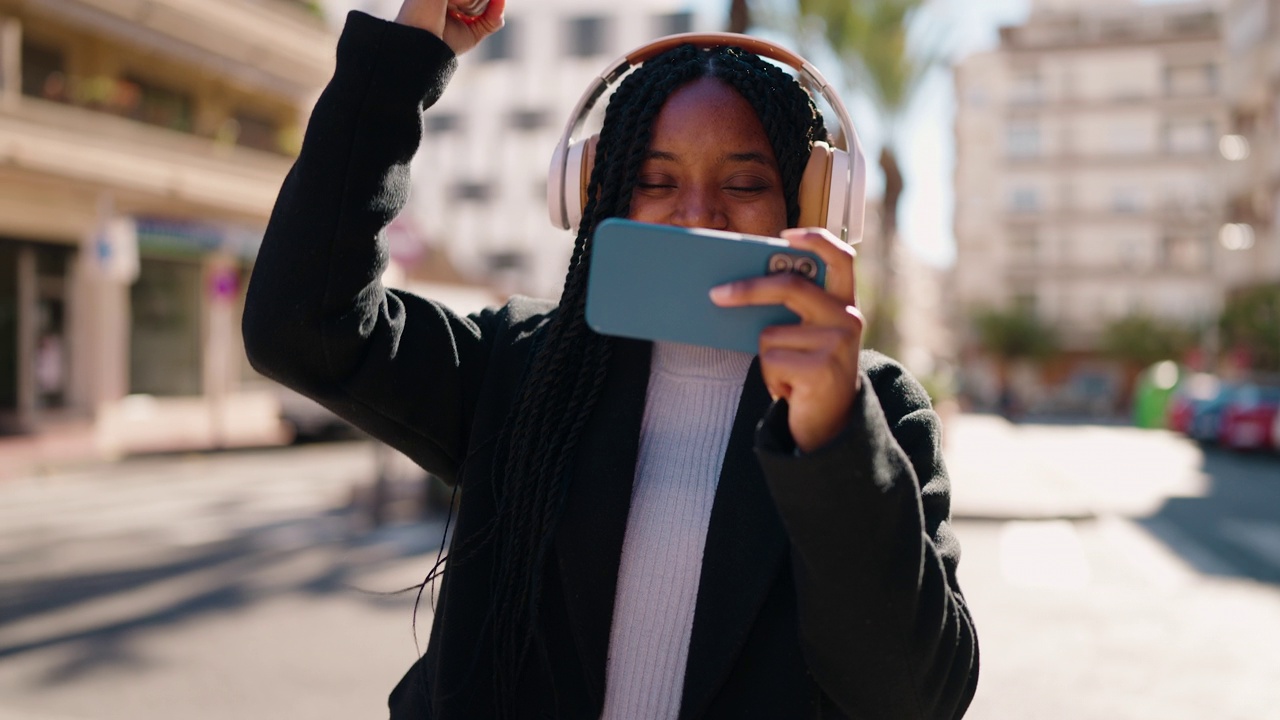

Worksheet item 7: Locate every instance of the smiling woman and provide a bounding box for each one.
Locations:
[241,0,979,717]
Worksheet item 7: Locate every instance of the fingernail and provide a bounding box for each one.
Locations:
[709,284,732,302]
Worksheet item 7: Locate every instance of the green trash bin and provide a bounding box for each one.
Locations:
[1132,360,1184,428]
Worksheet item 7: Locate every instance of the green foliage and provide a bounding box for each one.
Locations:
[1220,283,1280,372]
[1099,314,1197,369]
[971,307,1057,361]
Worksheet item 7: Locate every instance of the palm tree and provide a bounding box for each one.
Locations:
[792,0,940,355]
[728,0,751,33]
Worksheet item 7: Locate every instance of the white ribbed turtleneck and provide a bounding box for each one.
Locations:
[600,341,753,720]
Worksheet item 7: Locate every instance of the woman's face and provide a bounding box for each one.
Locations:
[626,77,788,237]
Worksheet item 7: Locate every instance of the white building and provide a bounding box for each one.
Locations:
[1219,0,1280,285]
[335,0,718,299]
[953,0,1229,357]
[0,0,333,457]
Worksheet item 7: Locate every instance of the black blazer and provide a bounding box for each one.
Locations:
[242,12,978,719]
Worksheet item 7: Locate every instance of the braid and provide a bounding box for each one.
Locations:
[474,42,828,716]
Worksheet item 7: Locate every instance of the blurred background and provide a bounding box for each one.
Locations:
[0,0,1277,718]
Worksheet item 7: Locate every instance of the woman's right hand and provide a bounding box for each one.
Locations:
[395,0,505,55]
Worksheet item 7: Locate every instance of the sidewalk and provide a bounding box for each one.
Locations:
[944,412,1097,522]
[0,420,101,482]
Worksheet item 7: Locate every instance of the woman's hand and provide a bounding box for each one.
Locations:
[395,0,505,55]
[710,228,865,453]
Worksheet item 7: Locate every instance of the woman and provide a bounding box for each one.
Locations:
[242,0,979,717]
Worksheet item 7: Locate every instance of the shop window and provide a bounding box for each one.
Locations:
[130,257,203,396]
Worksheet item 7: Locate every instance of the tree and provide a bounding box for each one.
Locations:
[728,0,751,32]
[793,0,942,356]
[1219,283,1280,372]
[1099,314,1196,370]
[971,306,1057,415]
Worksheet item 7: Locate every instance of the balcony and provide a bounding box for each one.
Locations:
[0,94,292,219]
[31,0,334,101]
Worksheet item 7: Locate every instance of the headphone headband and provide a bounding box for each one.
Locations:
[547,32,866,242]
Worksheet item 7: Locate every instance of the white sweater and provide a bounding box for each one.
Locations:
[600,341,754,720]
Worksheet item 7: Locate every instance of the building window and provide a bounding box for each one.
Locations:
[1163,117,1215,154]
[20,42,66,101]
[228,111,281,154]
[509,108,548,131]
[567,16,610,58]
[481,19,516,61]
[1010,69,1042,105]
[655,11,694,36]
[1012,231,1039,265]
[1164,64,1217,97]
[1111,187,1141,213]
[1009,187,1040,213]
[123,74,194,133]
[1006,121,1041,158]
[452,181,493,202]
[426,113,460,135]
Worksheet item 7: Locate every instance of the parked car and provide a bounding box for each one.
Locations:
[1273,405,1280,453]
[1166,373,1221,434]
[1218,384,1280,451]
[1185,379,1242,444]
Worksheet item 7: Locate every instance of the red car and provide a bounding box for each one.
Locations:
[1217,384,1280,451]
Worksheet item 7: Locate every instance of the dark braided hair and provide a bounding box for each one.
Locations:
[482,43,828,716]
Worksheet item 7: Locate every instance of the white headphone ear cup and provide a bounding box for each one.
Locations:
[563,139,588,231]
[825,147,850,239]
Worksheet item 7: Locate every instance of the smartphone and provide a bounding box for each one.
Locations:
[585,218,827,354]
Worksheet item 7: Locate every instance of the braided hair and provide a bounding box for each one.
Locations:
[482,43,828,715]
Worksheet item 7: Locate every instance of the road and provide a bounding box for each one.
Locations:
[1,416,1278,719]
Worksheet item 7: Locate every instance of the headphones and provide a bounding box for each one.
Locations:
[546,32,867,244]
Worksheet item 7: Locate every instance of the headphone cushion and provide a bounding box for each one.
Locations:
[798,141,833,232]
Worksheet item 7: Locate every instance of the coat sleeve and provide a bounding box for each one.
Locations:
[754,352,979,719]
[242,12,497,482]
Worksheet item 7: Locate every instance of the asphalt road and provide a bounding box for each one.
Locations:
[1,416,1278,719]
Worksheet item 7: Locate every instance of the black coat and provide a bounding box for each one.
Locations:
[242,12,978,719]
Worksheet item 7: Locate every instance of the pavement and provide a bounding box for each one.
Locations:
[1,413,1279,720]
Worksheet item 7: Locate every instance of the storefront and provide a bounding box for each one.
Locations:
[0,237,76,435]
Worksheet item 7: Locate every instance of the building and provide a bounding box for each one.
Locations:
[0,0,333,458]
[334,0,714,299]
[1220,0,1280,285]
[952,0,1230,407]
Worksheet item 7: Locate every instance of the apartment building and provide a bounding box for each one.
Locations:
[1220,0,1280,285]
[953,0,1229,403]
[337,0,714,299]
[0,0,332,455]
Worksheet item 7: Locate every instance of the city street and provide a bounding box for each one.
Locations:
[2,415,1279,719]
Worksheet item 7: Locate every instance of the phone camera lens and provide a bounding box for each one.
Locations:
[768,253,794,274]
[794,257,817,280]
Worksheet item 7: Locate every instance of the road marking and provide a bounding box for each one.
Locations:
[999,520,1090,589]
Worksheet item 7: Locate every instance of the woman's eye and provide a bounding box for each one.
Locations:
[726,184,768,194]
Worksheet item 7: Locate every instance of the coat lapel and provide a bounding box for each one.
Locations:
[554,337,651,709]
[679,360,789,720]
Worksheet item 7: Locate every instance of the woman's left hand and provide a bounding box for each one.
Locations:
[710,228,865,453]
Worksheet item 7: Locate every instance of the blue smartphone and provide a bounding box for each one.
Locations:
[585,218,827,354]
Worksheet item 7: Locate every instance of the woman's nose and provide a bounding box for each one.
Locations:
[669,186,727,230]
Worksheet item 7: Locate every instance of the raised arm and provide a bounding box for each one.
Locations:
[241,4,508,480]
[755,352,979,718]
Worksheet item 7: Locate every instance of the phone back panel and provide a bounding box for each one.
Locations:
[586,219,826,354]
